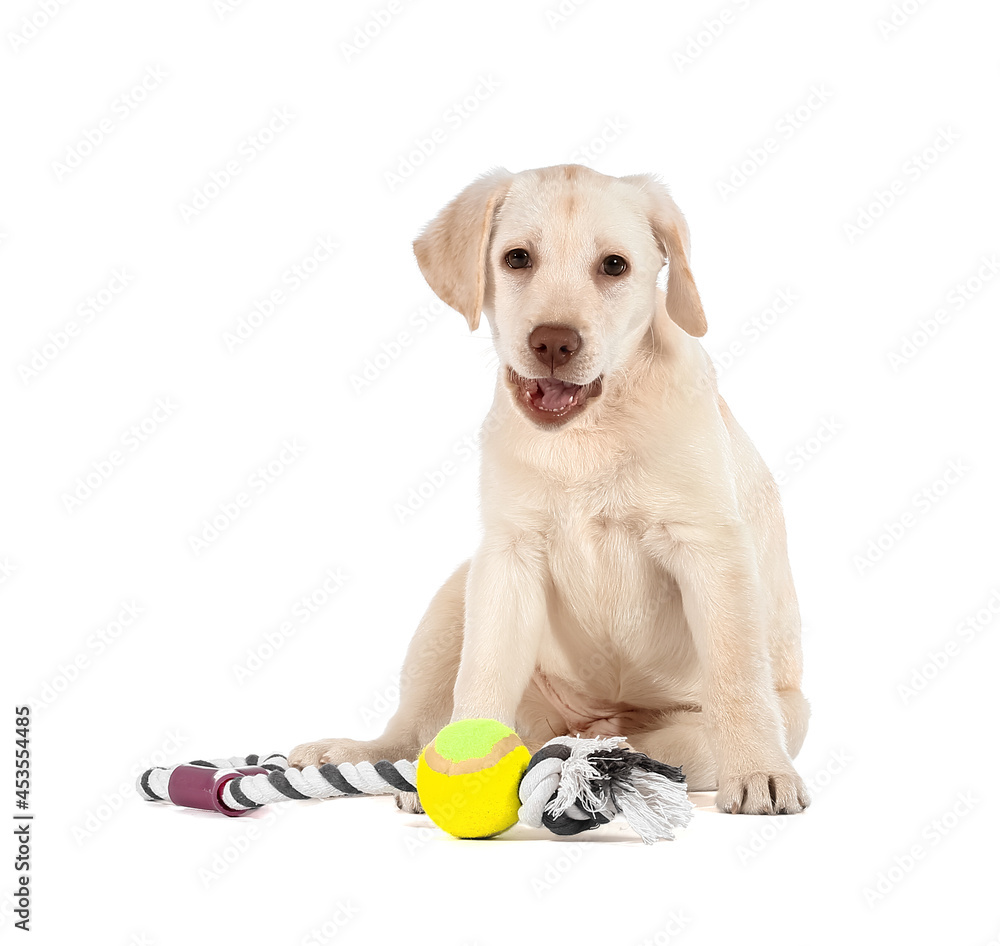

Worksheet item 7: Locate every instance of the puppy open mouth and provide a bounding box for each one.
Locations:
[507,367,603,426]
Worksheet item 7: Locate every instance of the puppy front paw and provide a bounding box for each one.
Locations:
[288,737,375,768]
[716,767,810,815]
[395,791,424,814]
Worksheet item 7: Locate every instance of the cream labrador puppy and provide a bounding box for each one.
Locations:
[291,164,810,815]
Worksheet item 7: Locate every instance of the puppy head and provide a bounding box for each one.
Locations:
[413,164,705,427]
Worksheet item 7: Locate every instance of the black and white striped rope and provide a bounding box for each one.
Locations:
[137,736,693,843]
[137,753,417,812]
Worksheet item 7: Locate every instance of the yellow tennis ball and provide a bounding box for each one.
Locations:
[416,719,531,839]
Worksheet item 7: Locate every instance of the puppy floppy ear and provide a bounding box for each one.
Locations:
[412,168,514,331]
[622,174,707,337]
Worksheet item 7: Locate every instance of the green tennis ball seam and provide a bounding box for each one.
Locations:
[431,718,516,762]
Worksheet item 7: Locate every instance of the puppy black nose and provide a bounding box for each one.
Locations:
[530,325,581,370]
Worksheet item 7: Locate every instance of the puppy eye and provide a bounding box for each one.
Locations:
[505,248,531,269]
[602,255,627,276]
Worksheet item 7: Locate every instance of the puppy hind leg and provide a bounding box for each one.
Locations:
[626,710,717,793]
[778,687,810,759]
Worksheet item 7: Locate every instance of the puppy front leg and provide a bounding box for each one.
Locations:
[450,534,546,727]
[662,523,810,815]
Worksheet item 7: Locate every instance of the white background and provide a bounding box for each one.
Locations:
[2,0,999,943]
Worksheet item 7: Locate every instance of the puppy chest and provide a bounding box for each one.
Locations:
[541,516,691,666]
[546,516,664,621]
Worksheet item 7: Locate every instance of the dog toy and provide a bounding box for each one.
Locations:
[137,724,693,843]
[416,719,531,838]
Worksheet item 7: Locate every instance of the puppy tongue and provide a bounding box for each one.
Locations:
[536,377,581,411]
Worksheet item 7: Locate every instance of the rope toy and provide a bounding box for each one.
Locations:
[516,735,693,842]
[137,727,693,844]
